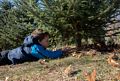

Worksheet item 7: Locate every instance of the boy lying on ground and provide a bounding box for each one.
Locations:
[0,29,70,65]
[0,29,42,65]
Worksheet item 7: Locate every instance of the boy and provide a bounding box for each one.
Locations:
[0,29,43,65]
[0,29,69,65]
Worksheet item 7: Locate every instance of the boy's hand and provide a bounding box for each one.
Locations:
[62,47,72,53]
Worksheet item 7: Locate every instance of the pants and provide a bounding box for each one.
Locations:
[0,50,12,65]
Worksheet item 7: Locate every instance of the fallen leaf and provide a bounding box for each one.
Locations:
[72,52,83,59]
[115,73,120,80]
[107,58,120,67]
[39,59,47,65]
[64,65,72,76]
[77,54,82,59]
[72,52,77,57]
[107,53,120,67]
[86,49,96,57]
[84,69,96,81]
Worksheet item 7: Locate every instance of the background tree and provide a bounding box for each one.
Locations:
[16,0,120,48]
[0,0,35,50]
[0,0,120,50]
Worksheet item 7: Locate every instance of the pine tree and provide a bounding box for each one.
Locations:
[0,0,35,50]
[12,0,120,48]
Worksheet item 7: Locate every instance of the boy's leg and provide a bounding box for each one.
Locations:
[0,50,11,65]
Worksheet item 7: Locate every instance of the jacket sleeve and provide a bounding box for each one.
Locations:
[32,45,63,59]
[41,49,63,59]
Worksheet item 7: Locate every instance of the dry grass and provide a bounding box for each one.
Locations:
[1,52,120,81]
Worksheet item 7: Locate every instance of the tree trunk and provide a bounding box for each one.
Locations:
[75,32,82,48]
[73,21,82,48]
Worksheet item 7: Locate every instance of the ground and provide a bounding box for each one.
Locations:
[0,52,120,81]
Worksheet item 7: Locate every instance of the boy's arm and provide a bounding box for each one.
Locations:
[37,46,63,59]
[42,49,63,59]
[31,45,73,59]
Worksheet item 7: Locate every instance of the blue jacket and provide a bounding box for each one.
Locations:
[31,44,63,59]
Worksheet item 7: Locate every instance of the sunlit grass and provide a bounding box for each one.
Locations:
[0,53,120,81]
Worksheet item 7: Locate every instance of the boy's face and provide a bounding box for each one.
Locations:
[39,36,49,48]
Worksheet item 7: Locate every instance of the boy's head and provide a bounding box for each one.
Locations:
[31,29,43,37]
[36,31,49,48]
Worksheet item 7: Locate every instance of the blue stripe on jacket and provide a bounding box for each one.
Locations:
[31,44,63,59]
